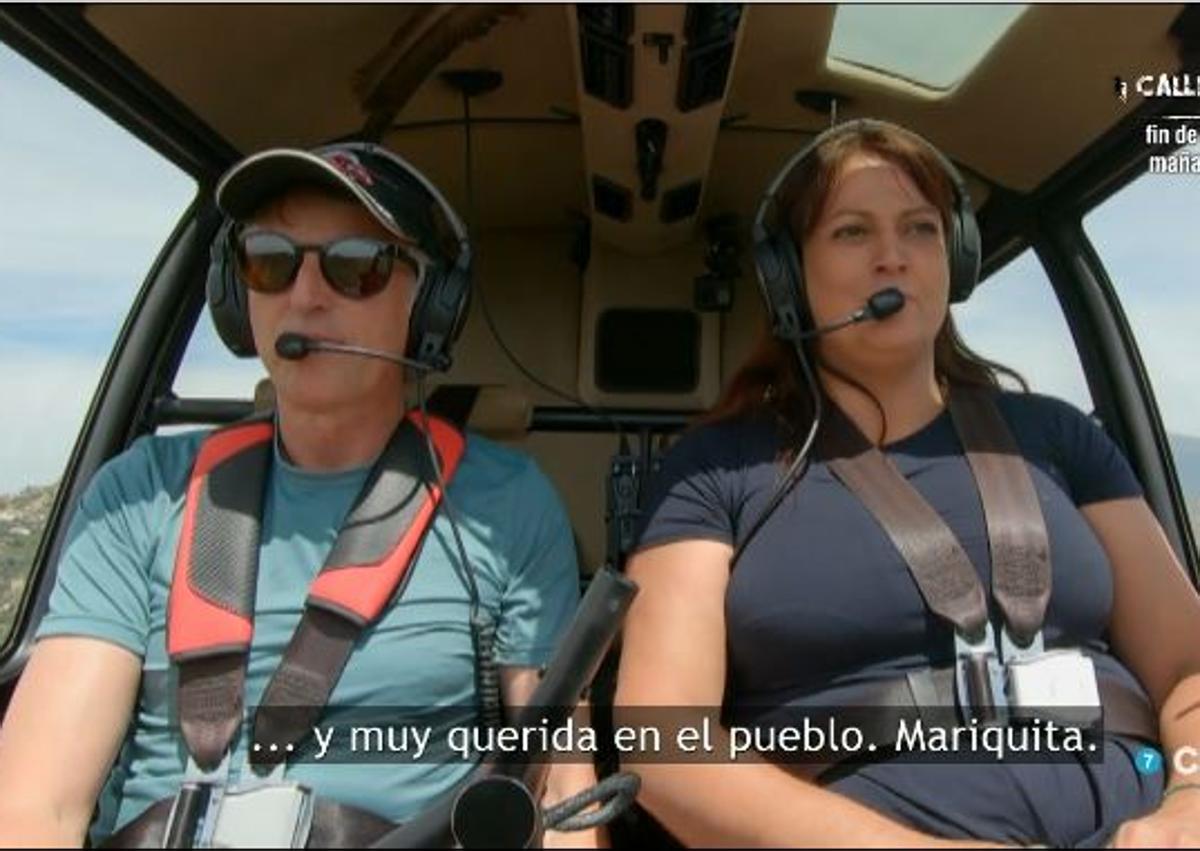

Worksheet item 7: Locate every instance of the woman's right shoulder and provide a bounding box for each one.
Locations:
[635,411,782,551]
[660,409,781,474]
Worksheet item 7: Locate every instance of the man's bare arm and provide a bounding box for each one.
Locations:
[0,637,140,847]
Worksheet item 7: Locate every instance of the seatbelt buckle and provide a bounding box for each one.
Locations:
[162,782,215,849]
[165,757,314,848]
[954,623,1007,726]
[201,760,314,849]
[208,782,315,848]
[161,754,231,848]
[1005,646,1103,730]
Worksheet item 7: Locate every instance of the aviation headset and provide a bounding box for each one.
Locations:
[751,118,982,343]
[731,120,984,567]
[205,141,473,372]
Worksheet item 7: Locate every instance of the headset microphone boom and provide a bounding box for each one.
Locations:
[274,331,433,371]
[794,286,906,341]
[730,286,906,566]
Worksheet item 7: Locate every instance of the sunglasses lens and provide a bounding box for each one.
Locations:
[322,238,401,299]
[236,231,299,293]
[235,231,420,299]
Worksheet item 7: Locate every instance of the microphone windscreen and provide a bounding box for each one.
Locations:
[274,332,310,360]
[866,287,905,320]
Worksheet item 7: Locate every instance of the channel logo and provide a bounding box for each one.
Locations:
[1133,746,1199,776]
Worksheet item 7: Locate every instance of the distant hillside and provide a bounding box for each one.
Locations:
[0,482,55,632]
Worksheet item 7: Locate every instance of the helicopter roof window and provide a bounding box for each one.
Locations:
[827,4,1028,91]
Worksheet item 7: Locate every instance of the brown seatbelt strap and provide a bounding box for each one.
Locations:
[947,386,1051,647]
[819,386,1052,648]
[251,418,459,768]
[820,401,990,641]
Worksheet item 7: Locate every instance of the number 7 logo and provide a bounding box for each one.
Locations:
[1135,747,1163,775]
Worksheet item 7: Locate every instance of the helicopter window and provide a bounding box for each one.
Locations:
[0,43,195,645]
[1083,151,1200,540]
[170,307,267,403]
[827,4,1027,92]
[954,248,1094,406]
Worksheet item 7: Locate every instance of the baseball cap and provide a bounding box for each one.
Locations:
[215,142,447,260]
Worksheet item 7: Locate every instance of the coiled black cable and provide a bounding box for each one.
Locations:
[542,772,642,832]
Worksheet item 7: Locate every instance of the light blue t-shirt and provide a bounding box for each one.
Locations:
[35,424,580,841]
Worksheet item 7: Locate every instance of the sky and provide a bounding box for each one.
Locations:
[1,40,1198,496]
[0,42,195,494]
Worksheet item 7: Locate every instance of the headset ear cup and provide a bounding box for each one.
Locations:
[778,233,812,333]
[752,232,808,344]
[407,266,436,366]
[205,220,257,357]
[442,266,473,354]
[752,237,784,333]
[947,200,982,304]
[406,259,471,371]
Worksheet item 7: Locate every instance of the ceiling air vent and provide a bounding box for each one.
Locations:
[578,5,634,109]
[592,176,633,222]
[677,4,743,112]
[661,181,703,223]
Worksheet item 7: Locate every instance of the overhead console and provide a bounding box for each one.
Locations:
[570,3,744,250]
[569,4,746,410]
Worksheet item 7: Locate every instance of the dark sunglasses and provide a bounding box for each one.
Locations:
[233,229,426,299]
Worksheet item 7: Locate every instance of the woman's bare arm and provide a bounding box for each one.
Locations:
[615,539,1005,848]
[1085,498,1200,846]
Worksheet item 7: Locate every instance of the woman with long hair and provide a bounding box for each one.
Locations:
[615,120,1200,847]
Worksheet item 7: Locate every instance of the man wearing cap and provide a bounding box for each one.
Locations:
[0,143,598,847]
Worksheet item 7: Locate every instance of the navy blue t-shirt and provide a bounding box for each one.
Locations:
[635,390,1162,847]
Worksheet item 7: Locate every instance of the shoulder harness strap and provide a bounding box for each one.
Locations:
[818,386,1051,646]
[947,386,1051,646]
[167,412,465,771]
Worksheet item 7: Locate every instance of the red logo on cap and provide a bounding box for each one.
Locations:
[324,151,375,187]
